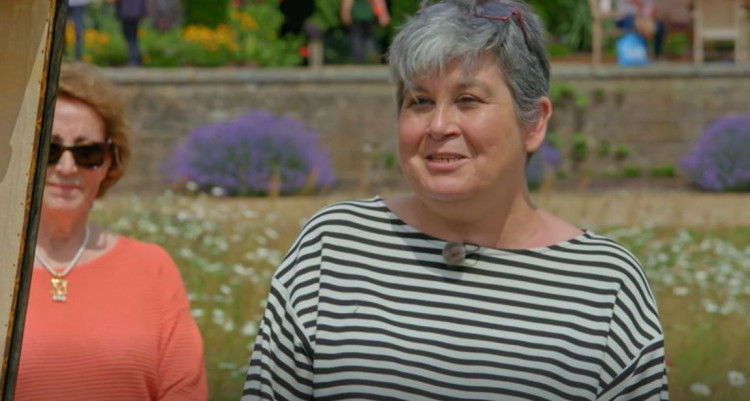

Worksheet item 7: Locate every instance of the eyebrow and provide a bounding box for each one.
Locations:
[50,135,102,144]
[456,78,494,95]
[404,79,495,96]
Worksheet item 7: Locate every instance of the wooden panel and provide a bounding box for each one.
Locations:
[0,0,61,396]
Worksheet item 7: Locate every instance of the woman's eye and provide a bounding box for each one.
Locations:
[406,97,432,107]
[458,96,478,104]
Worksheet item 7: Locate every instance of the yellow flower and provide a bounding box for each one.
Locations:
[240,14,258,31]
[84,29,99,45]
[65,22,75,50]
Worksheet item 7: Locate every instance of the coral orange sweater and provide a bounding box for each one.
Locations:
[17,236,208,401]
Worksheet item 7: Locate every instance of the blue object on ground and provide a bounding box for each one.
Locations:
[616,32,649,66]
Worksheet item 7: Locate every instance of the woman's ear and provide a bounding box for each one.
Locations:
[524,96,552,153]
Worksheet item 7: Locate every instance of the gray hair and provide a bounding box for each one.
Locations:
[387,0,550,127]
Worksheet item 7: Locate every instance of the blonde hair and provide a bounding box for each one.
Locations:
[57,62,131,197]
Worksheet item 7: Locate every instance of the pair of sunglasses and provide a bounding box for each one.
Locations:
[472,2,530,50]
[417,1,530,50]
[48,140,113,169]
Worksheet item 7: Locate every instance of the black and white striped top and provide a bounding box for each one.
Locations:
[243,197,668,400]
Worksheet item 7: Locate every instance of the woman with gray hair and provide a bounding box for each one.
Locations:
[242,1,668,399]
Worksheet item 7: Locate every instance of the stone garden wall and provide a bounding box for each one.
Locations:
[102,64,750,194]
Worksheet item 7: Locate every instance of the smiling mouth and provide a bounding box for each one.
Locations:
[428,155,464,163]
[48,183,80,189]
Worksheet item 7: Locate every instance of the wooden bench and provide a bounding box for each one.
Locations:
[692,0,749,64]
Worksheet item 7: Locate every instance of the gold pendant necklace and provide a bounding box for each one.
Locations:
[35,225,90,302]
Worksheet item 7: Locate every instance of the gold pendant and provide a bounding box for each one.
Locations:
[50,277,68,302]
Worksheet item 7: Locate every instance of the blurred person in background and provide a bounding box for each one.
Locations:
[615,0,666,59]
[67,0,92,60]
[242,0,668,399]
[111,0,148,65]
[16,62,207,401]
[340,0,390,63]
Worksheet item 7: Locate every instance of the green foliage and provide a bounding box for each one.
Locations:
[85,31,129,66]
[598,140,610,157]
[237,2,304,67]
[141,28,185,67]
[546,132,562,150]
[593,87,606,103]
[666,33,689,58]
[574,92,590,110]
[614,144,630,160]
[383,153,397,169]
[310,0,344,31]
[622,165,642,178]
[546,42,571,59]
[549,82,575,102]
[649,165,676,177]
[527,0,592,51]
[80,2,303,68]
[388,0,421,31]
[570,132,589,162]
[309,0,397,64]
[183,0,231,28]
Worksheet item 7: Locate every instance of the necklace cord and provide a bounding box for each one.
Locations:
[35,225,90,278]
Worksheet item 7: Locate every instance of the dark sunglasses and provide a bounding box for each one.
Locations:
[472,2,530,50]
[48,140,113,169]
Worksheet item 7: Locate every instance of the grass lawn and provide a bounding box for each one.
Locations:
[90,191,750,400]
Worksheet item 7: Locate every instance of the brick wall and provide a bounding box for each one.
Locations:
[101,65,750,194]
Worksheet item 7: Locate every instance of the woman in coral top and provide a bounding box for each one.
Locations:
[16,62,208,401]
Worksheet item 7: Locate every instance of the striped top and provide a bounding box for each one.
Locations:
[242,197,668,400]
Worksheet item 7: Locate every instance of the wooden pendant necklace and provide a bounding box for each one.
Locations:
[35,225,90,302]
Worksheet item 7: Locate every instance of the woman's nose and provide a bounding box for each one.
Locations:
[427,104,460,139]
[54,150,78,174]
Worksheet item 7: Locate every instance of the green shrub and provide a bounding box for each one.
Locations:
[141,28,185,67]
[598,141,611,157]
[666,33,689,58]
[614,144,630,160]
[236,2,304,67]
[593,87,606,103]
[570,133,589,163]
[183,0,231,28]
[546,132,562,150]
[574,92,590,109]
[623,165,642,178]
[649,165,676,178]
[549,82,575,102]
[547,42,571,59]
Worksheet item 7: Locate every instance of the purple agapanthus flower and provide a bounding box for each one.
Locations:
[526,140,562,188]
[679,110,750,192]
[162,110,335,196]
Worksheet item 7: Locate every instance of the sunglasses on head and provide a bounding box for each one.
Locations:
[48,140,113,169]
[418,1,531,51]
[472,2,530,50]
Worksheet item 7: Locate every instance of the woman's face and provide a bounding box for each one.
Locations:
[43,96,111,217]
[397,55,548,203]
